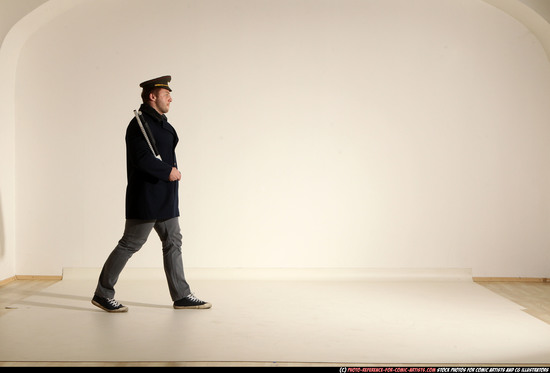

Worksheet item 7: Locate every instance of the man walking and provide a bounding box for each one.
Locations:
[92,75,211,312]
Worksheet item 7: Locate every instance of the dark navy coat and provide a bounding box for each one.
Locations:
[125,103,179,220]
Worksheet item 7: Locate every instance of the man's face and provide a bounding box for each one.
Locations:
[151,88,172,114]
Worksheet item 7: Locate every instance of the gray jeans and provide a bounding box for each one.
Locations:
[94,218,191,301]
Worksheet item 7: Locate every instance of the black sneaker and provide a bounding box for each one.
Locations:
[173,293,212,309]
[92,295,128,313]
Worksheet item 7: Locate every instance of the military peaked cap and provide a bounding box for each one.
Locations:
[140,75,172,91]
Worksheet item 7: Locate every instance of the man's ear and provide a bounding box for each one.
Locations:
[149,92,157,102]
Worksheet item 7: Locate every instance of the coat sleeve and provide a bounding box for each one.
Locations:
[126,119,173,181]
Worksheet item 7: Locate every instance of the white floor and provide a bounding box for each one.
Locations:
[2,268,550,366]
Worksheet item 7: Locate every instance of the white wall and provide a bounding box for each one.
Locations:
[9,0,550,277]
[0,0,76,280]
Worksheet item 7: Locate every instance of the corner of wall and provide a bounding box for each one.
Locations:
[482,0,550,62]
[0,0,89,279]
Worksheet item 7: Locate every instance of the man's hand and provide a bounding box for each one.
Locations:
[169,167,181,182]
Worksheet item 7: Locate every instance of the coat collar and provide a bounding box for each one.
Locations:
[139,103,167,123]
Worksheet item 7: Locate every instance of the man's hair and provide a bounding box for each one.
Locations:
[141,87,162,104]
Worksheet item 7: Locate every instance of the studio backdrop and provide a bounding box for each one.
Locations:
[6,0,550,277]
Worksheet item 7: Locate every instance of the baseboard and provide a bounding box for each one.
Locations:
[15,275,63,281]
[0,275,62,286]
[0,276,17,286]
[473,277,550,283]
[3,272,548,284]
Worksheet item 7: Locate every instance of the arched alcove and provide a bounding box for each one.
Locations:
[2,0,550,278]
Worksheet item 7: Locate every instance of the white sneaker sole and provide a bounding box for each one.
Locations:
[173,302,212,309]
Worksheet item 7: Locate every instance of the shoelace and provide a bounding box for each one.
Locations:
[186,294,202,303]
[106,298,122,307]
